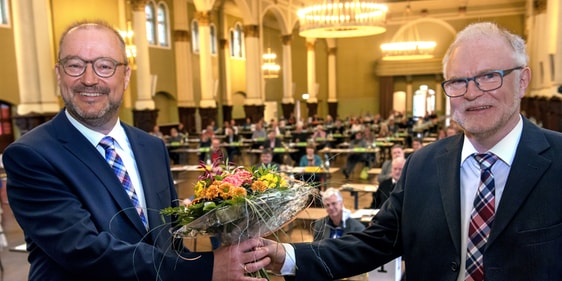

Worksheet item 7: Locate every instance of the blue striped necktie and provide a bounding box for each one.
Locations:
[99,136,148,230]
[465,153,498,281]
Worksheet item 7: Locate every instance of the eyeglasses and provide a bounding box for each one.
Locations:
[441,66,524,98]
[58,56,127,78]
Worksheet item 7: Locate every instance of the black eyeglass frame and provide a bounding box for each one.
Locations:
[57,56,128,78]
[441,66,524,98]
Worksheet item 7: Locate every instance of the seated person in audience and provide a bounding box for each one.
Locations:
[198,124,215,162]
[209,138,226,164]
[255,148,279,171]
[251,121,266,149]
[312,188,365,241]
[311,125,328,149]
[377,144,405,183]
[149,124,163,139]
[299,144,322,167]
[342,131,370,180]
[260,129,284,164]
[167,128,183,144]
[291,124,309,143]
[223,126,241,162]
[370,157,405,209]
[412,137,423,152]
[167,128,183,164]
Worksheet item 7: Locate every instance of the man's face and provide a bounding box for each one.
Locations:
[445,37,530,140]
[391,160,404,181]
[56,26,130,131]
[391,148,404,159]
[323,195,342,219]
[260,153,272,164]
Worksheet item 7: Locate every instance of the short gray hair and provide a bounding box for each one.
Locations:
[442,22,528,76]
[322,187,343,203]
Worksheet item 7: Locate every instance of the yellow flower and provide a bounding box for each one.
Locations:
[194,181,206,198]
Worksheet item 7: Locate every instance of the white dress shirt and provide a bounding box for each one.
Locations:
[281,117,523,278]
[65,111,148,225]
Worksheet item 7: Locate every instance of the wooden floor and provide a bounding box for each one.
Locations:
[0,152,377,280]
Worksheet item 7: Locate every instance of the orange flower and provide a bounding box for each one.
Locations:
[230,186,248,198]
[219,182,234,199]
[205,185,220,200]
[251,180,268,193]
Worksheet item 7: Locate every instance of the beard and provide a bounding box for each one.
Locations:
[62,85,122,129]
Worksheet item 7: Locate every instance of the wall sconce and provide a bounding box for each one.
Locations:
[120,21,137,69]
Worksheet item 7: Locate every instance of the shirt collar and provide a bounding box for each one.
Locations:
[461,115,523,166]
[65,110,128,150]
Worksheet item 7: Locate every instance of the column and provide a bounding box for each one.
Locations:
[11,0,58,134]
[306,38,318,119]
[12,0,58,115]
[131,0,155,110]
[281,34,295,119]
[173,0,197,133]
[326,38,338,119]
[243,24,265,122]
[195,11,217,127]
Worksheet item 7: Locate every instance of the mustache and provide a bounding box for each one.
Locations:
[72,85,110,94]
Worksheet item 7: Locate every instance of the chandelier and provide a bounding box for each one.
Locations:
[262,48,280,79]
[119,21,137,68]
[297,0,388,38]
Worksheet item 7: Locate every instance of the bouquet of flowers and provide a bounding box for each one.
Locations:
[161,160,317,277]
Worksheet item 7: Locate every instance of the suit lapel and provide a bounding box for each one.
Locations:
[54,113,149,236]
[488,119,551,245]
[436,136,464,254]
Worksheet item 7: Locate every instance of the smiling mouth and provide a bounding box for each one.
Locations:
[467,105,491,112]
[79,92,104,97]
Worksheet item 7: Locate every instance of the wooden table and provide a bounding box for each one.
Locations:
[340,183,379,209]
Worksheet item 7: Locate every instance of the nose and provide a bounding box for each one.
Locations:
[463,79,484,100]
[80,63,99,85]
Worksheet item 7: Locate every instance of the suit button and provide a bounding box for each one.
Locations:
[449,262,459,272]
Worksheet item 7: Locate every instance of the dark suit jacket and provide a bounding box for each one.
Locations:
[290,118,562,280]
[3,111,213,281]
[369,178,395,209]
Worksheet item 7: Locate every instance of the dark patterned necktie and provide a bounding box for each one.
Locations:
[99,136,148,230]
[465,153,499,281]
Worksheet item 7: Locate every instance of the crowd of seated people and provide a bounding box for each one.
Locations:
[158,110,454,172]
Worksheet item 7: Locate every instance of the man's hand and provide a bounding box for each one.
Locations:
[212,238,270,281]
[260,239,287,274]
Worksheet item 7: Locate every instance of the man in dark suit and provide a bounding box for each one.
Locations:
[257,22,562,281]
[2,21,268,281]
[260,129,284,164]
[369,156,404,209]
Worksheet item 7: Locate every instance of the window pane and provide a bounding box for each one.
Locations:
[157,4,168,46]
[145,4,156,44]
[210,24,217,54]
[192,20,199,54]
[0,0,8,25]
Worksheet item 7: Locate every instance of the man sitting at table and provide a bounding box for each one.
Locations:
[260,129,284,164]
[256,148,279,171]
[342,131,370,180]
[377,144,405,183]
[223,126,241,162]
[370,156,405,209]
[312,188,365,241]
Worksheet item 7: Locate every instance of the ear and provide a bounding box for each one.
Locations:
[123,66,132,90]
[518,66,531,98]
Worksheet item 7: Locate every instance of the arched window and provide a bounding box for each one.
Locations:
[210,23,217,55]
[145,2,156,45]
[0,0,10,26]
[191,19,200,54]
[157,2,169,46]
[145,1,170,48]
[230,22,245,58]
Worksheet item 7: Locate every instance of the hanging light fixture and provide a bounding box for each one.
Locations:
[380,6,436,61]
[262,48,280,79]
[297,0,388,38]
[119,21,137,69]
